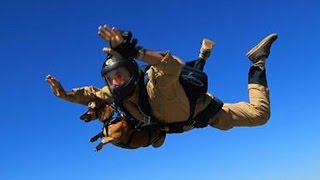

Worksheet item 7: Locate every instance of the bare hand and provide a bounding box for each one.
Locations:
[98,25,124,48]
[45,74,67,98]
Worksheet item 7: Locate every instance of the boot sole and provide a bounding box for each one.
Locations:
[246,33,278,60]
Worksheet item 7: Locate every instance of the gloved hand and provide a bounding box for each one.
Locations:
[98,24,139,58]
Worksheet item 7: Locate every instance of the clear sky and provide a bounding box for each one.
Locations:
[1,0,320,179]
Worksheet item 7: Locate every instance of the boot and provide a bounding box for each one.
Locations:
[246,33,278,67]
[190,38,215,71]
[199,38,215,61]
[247,33,278,87]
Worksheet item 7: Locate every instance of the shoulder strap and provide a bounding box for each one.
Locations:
[138,65,152,118]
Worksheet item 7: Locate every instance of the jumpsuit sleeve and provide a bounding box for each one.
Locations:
[63,85,113,106]
[148,51,185,88]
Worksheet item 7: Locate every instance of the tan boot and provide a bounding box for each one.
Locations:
[246,33,278,64]
[199,38,215,61]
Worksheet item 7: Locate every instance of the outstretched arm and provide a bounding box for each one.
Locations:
[45,74,112,106]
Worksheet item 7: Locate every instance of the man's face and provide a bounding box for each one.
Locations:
[105,67,131,88]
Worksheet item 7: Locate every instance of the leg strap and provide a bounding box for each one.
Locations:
[193,96,224,128]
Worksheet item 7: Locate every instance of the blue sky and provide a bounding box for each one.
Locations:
[1,0,320,179]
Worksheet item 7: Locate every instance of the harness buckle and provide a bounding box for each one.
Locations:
[137,107,151,125]
[142,115,151,125]
[135,115,151,129]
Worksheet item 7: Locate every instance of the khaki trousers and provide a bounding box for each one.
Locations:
[209,84,270,130]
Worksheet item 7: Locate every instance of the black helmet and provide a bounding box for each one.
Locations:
[101,55,140,101]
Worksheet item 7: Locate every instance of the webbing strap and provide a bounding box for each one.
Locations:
[193,96,224,128]
[138,65,152,119]
[159,96,197,133]
[159,96,223,132]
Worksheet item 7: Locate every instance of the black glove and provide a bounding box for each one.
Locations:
[112,30,139,58]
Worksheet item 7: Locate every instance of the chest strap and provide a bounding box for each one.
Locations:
[158,96,223,133]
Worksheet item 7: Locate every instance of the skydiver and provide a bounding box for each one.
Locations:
[97,24,277,133]
[47,24,278,150]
